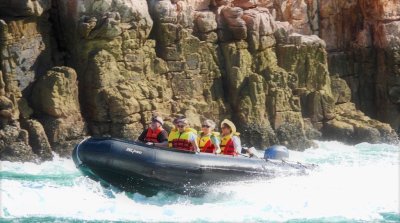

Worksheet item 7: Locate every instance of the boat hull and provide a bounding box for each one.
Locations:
[73,137,312,194]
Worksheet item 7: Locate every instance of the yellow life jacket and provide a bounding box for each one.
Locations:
[168,128,179,148]
[168,128,196,151]
[168,128,197,147]
[197,132,219,153]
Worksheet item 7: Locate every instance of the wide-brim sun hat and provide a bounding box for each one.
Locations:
[221,119,236,133]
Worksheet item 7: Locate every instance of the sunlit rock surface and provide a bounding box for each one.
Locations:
[270,0,400,136]
[0,0,398,161]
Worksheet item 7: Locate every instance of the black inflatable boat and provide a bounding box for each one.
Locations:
[72,137,315,195]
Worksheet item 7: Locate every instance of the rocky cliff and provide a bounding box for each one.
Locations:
[0,0,398,161]
[270,0,400,141]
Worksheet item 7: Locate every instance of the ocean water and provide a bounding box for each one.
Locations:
[0,141,399,223]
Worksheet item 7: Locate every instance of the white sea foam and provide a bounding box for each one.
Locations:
[0,141,399,222]
[0,153,77,175]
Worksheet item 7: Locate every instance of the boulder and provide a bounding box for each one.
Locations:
[32,67,81,118]
[0,125,37,162]
[39,115,86,156]
[276,0,313,34]
[21,119,53,161]
[194,11,217,33]
[274,111,313,150]
[0,96,15,120]
[78,0,153,30]
[331,75,352,104]
[323,119,355,141]
[31,67,86,156]
[220,6,247,40]
[239,123,279,149]
[188,0,211,10]
[233,0,257,10]
[85,12,123,40]
[276,33,330,93]
[322,102,399,144]
[242,8,276,51]
[0,0,51,17]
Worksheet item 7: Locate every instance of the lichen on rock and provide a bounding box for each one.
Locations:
[0,0,399,162]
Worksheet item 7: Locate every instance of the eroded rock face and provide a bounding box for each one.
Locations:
[270,0,400,136]
[0,1,60,161]
[55,0,230,143]
[0,0,398,161]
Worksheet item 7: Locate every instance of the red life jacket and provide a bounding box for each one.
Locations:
[169,130,194,151]
[220,134,237,156]
[144,127,163,143]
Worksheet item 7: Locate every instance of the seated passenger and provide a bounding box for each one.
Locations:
[197,119,221,154]
[169,116,196,134]
[168,116,197,146]
[138,116,168,147]
[168,118,200,152]
[167,117,180,142]
[219,119,242,156]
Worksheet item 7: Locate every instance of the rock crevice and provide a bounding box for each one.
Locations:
[0,0,398,161]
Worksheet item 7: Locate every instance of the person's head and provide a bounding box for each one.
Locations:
[220,119,236,136]
[201,119,216,134]
[175,118,188,132]
[150,116,163,129]
[173,115,186,127]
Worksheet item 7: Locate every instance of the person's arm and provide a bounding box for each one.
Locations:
[189,133,200,153]
[138,129,148,142]
[158,130,168,142]
[210,134,221,154]
[154,130,169,147]
[232,136,242,154]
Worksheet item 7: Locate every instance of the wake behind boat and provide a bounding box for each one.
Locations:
[72,137,316,195]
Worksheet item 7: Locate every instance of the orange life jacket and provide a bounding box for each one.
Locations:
[220,134,237,156]
[144,127,163,143]
[168,130,194,151]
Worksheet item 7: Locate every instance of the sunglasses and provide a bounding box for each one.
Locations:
[221,126,230,129]
[177,125,186,128]
[202,125,210,128]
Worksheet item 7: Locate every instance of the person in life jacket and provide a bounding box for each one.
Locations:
[168,116,197,147]
[197,119,221,154]
[138,116,168,147]
[168,118,200,152]
[219,119,242,156]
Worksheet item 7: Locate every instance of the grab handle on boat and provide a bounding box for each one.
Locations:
[74,137,91,167]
